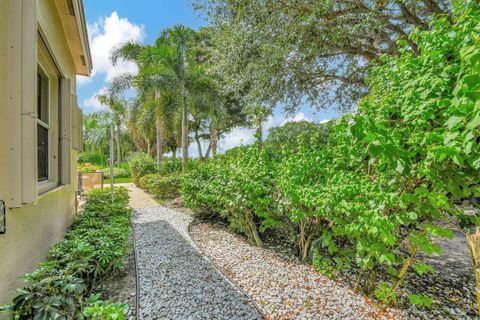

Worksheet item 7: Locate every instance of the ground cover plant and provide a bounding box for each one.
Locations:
[0,188,131,319]
[181,0,480,312]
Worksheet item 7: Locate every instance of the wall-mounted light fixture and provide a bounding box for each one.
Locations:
[0,200,5,234]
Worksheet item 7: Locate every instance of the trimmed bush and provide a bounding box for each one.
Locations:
[182,146,279,247]
[130,153,157,185]
[140,173,181,200]
[181,2,480,308]
[0,188,131,319]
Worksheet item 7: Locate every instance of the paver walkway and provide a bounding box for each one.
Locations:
[122,184,262,320]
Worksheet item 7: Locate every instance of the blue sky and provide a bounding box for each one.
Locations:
[77,0,340,154]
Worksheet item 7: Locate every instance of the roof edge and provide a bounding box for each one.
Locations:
[74,0,92,76]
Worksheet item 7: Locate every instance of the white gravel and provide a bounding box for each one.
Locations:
[132,206,262,320]
[190,223,400,320]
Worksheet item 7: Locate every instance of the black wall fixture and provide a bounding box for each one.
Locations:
[0,200,5,234]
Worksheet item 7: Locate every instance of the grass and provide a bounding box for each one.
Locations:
[104,177,134,184]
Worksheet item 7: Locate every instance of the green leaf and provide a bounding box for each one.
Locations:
[444,116,463,129]
[408,294,433,308]
[412,262,435,276]
[467,113,480,129]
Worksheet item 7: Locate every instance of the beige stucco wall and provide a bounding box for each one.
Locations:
[0,0,83,305]
[0,187,76,305]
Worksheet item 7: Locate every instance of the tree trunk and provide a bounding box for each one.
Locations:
[147,139,151,156]
[181,97,189,171]
[172,147,177,159]
[256,120,263,149]
[156,117,163,164]
[194,128,203,160]
[115,120,121,165]
[210,125,218,156]
[205,143,211,159]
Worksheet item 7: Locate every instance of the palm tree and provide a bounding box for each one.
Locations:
[110,25,200,170]
[83,112,111,154]
[97,94,127,164]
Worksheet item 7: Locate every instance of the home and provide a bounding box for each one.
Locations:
[0,0,91,304]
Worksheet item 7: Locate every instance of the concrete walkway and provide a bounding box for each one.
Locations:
[123,183,262,320]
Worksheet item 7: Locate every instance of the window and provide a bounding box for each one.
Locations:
[37,39,60,194]
[37,67,49,182]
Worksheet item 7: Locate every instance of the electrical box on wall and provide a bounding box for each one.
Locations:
[0,200,5,234]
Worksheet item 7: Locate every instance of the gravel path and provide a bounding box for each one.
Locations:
[129,189,262,319]
[190,223,398,320]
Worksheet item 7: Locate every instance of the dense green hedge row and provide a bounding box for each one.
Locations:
[140,174,182,200]
[181,2,480,307]
[1,188,131,319]
[130,154,184,186]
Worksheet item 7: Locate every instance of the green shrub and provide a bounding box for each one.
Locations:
[79,151,107,166]
[79,162,103,173]
[182,145,280,247]
[157,158,182,175]
[129,153,157,185]
[1,188,131,319]
[103,167,131,179]
[181,2,480,308]
[83,296,127,320]
[140,173,181,200]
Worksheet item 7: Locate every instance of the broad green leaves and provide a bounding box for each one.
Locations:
[182,0,480,310]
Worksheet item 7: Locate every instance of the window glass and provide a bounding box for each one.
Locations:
[37,124,48,181]
[37,70,49,124]
[37,65,50,182]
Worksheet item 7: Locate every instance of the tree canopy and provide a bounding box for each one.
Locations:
[194,0,452,112]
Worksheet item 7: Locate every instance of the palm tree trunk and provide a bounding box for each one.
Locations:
[115,120,121,164]
[205,143,211,159]
[194,128,203,160]
[256,120,263,149]
[147,139,151,156]
[156,117,163,164]
[181,98,189,171]
[210,125,218,156]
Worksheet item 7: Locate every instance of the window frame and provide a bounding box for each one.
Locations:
[37,63,50,184]
[37,40,60,195]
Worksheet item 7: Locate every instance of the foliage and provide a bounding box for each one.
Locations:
[156,158,183,176]
[103,167,131,179]
[79,151,107,166]
[82,112,136,162]
[266,120,333,155]
[182,145,279,247]
[181,1,480,308]
[79,162,104,173]
[140,173,182,200]
[130,153,158,185]
[194,0,451,111]
[312,249,336,279]
[1,188,131,319]
[83,297,127,320]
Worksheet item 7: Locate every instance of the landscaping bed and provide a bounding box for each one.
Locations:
[190,218,478,320]
[0,188,132,319]
[189,220,399,320]
[97,236,137,320]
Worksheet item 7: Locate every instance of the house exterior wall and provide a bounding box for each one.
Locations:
[0,0,86,305]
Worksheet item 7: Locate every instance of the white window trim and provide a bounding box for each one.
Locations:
[37,42,60,195]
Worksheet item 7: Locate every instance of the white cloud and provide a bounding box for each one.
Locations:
[77,12,145,87]
[220,127,256,151]
[320,118,331,124]
[281,112,311,125]
[83,88,108,111]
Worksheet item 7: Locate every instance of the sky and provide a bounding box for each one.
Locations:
[77,0,341,156]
